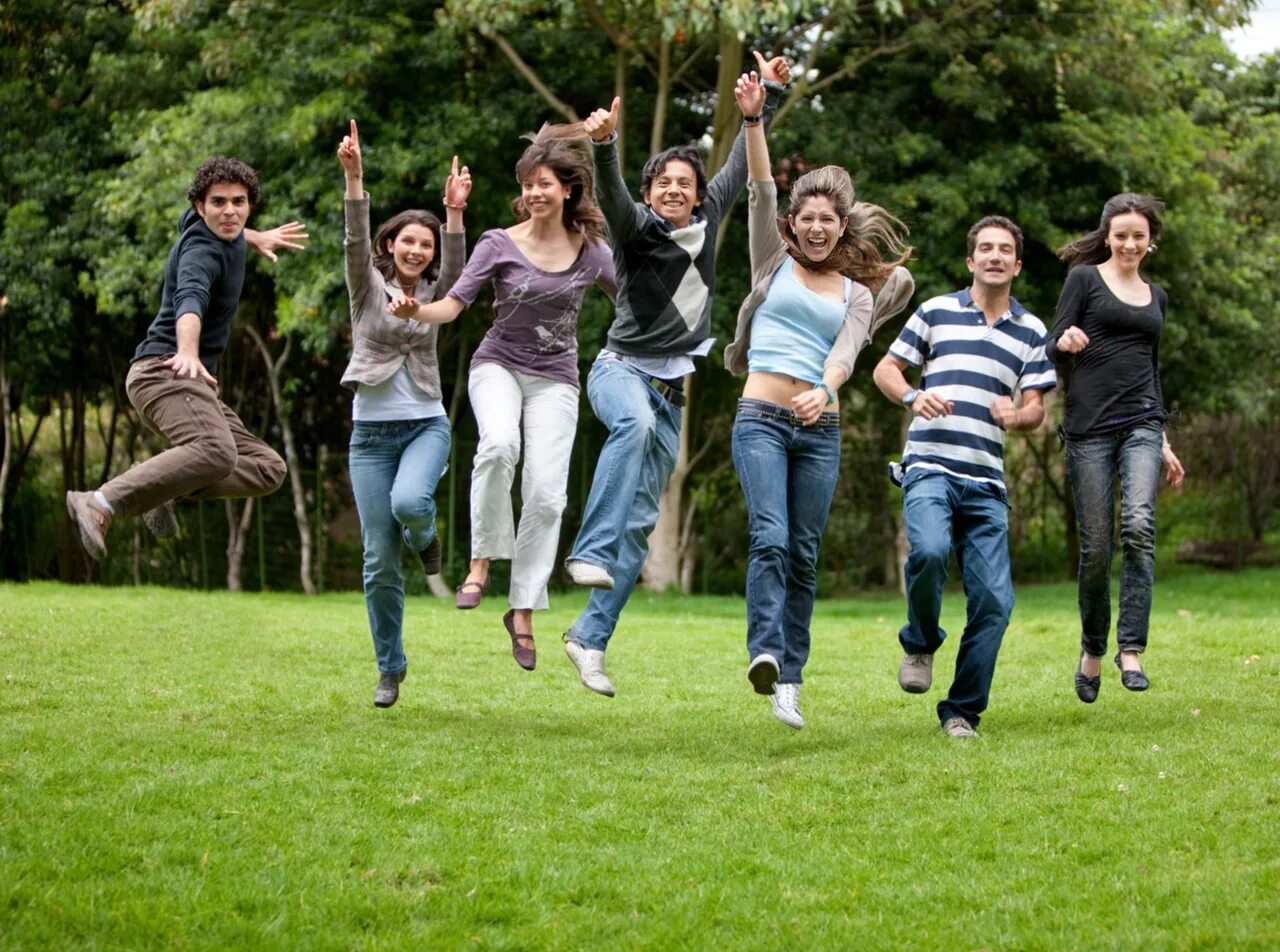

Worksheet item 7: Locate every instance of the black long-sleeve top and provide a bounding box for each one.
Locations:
[1046,264,1168,438]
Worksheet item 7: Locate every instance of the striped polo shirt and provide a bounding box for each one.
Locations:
[889,288,1056,488]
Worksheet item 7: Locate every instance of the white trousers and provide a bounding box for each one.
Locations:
[467,361,579,610]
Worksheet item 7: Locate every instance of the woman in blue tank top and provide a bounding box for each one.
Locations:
[723,70,914,729]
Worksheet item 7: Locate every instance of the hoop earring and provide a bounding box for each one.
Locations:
[1148,243,1158,254]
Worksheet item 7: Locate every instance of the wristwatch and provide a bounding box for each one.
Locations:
[901,388,918,408]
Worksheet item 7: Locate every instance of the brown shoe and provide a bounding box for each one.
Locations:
[418,535,442,578]
[503,610,536,671]
[455,578,489,610]
[65,491,112,561]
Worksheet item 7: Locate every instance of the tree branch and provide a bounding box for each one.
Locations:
[481,27,580,122]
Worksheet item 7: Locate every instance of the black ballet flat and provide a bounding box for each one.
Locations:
[1114,652,1150,692]
[1075,654,1101,703]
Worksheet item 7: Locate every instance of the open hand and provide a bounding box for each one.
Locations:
[386,295,420,319]
[584,97,620,143]
[337,118,362,178]
[245,221,309,262]
[1163,444,1185,490]
[164,352,216,386]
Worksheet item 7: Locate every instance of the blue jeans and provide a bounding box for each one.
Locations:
[899,469,1014,727]
[732,399,840,684]
[1065,421,1163,658]
[566,358,681,650]
[348,417,451,674]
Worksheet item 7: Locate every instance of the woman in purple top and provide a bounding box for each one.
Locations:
[1048,193,1185,703]
[389,130,615,670]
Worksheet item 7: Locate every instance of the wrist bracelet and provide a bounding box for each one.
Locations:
[816,382,836,406]
[442,201,467,210]
[743,114,763,126]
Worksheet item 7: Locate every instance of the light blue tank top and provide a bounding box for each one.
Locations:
[747,258,849,382]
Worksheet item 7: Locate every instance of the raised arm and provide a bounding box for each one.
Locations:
[586,97,647,242]
[703,53,790,217]
[338,118,364,200]
[339,118,375,309]
[434,154,471,299]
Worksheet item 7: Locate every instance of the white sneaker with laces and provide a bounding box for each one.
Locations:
[566,560,615,590]
[563,636,616,697]
[770,682,804,730]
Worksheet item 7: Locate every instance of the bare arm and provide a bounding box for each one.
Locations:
[873,352,953,419]
[990,388,1046,431]
[164,313,215,385]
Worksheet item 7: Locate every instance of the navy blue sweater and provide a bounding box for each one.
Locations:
[133,208,246,375]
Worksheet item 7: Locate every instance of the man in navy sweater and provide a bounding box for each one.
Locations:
[66,157,304,562]
[561,53,791,697]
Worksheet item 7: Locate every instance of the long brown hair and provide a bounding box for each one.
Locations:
[779,165,911,292]
[510,124,606,242]
[1057,192,1165,269]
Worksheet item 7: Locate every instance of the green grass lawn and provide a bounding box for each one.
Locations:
[2,571,1278,950]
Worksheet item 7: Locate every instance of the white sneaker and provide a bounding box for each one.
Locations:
[747,654,780,695]
[770,682,804,730]
[563,636,616,697]
[566,560,615,590]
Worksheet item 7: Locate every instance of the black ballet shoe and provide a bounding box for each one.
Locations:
[1075,653,1101,703]
[1114,652,1150,692]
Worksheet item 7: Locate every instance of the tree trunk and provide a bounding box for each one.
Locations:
[225,497,255,592]
[245,326,315,594]
[0,314,10,545]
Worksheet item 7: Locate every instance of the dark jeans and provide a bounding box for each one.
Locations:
[732,399,840,685]
[899,469,1013,727]
[1065,421,1163,658]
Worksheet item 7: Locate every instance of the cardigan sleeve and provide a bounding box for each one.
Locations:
[343,196,377,322]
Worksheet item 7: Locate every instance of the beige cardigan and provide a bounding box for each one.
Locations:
[340,196,466,397]
[724,178,914,385]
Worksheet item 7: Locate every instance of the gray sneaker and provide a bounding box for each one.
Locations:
[563,635,615,697]
[374,667,407,708]
[942,716,977,738]
[65,490,112,561]
[770,683,804,730]
[898,653,934,693]
[141,499,179,539]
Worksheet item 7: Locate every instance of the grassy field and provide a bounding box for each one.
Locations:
[1,570,1278,950]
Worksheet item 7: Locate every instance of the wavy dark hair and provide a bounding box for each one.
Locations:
[1057,192,1165,269]
[188,156,260,207]
[511,124,605,242]
[372,210,442,284]
[779,165,912,291]
[641,144,708,205]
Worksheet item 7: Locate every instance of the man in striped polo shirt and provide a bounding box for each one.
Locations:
[872,215,1056,738]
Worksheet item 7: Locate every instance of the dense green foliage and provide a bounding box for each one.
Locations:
[2,1,1278,588]
[2,572,1278,946]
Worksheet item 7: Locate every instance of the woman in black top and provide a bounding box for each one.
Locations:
[1047,193,1185,703]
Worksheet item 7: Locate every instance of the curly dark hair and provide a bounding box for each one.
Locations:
[187,157,260,208]
[511,125,606,242]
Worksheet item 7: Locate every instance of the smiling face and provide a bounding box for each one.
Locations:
[521,164,569,222]
[195,182,251,242]
[387,223,436,287]
[966,225,1022,291]
[789,194,846,264]
[644,158,699,229]
[1105,211,1152,272]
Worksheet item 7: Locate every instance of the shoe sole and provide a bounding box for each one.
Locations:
[899,679,930,694]
[65,494,106,562]
[748,658,779,696]
[567,564,614,590]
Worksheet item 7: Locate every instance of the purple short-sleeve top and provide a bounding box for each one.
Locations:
[447,229,616,387]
